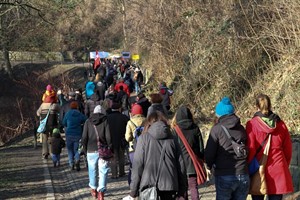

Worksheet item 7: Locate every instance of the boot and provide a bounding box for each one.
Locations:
[75,160,80,171]
[90,189,97,199]
[98,192,104,200]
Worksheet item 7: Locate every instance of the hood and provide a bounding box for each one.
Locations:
[148,121,171,140]
[253,111,280,127]
[90,113,107,125]
[218,114,241,129]
[175,106,196,129]
[68,109,82,117]
[252,111,281,133]
[90,92,100,101]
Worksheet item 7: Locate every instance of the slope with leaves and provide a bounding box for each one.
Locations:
[123,0,300,133]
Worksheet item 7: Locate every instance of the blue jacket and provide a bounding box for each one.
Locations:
[63,109,87,137]
[85,81,95,99]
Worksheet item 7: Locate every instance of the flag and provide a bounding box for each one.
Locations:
[94,50,101,69]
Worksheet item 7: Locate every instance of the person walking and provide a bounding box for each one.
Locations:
[133,68,143,94]
[59,91,84,126]
[147,93,168,117]
[135,92,151,117]
[126,111,187,200]
[49,128,65,167]
[171,105,204,200]
[246,94,293,200]
[205,97,249,200]
[85,91,103,118]
[63,101,87,171]
[125,104,146,185]
[106,103,129,179]
[82,105,112,200]
[159,81,173,111]
[36,89,60,159]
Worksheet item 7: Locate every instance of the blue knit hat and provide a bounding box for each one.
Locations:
[215,97,235,117]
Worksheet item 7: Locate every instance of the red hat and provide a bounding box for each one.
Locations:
[70,101,78,109]
[131,104,143,116]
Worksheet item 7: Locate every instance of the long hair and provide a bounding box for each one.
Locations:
[143,111,169,133]
[256,94,271,115]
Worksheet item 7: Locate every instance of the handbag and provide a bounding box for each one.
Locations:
[249,134,271,195]
[221,125,248,159]
[174,125,207,185]
[93,125,113,160]
[139,142,167,200]
[248,134,270,176]
[37,104,53,133]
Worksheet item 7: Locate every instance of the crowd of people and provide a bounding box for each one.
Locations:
[36,59,294,200]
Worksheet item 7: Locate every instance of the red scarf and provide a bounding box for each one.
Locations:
[174,125,207,185]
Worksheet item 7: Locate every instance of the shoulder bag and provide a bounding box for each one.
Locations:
[174,125,207,185]
[249,134,271,195]
[139,142,167,200]
[221,125,248,159]
[248,133,270,176]
[37,104,53,133]
[93,125,113,160]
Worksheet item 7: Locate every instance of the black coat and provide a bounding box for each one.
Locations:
[173,106,204,176]
[85,93,102,118]
[50,135,65,155]
[95,81,106,100]
[204,114,248,176]
[107,111,129,149]
[81,113,112,154]
[136,97,151,116]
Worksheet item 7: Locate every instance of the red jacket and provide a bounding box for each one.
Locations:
[246,116,293,195]
[114,82,130,96]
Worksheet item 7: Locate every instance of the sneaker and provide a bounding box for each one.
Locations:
[122,195,134,200]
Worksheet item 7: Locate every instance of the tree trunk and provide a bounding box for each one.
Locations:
[121,0,127,50]
[3,45,13,78]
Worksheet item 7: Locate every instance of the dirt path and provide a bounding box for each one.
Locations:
[0,130,217,200]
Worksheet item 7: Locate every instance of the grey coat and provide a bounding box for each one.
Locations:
[130,121,187,198]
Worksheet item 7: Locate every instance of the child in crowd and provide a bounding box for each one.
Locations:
[50,128,66,167]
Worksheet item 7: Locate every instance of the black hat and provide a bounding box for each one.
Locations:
[111,102,121,110]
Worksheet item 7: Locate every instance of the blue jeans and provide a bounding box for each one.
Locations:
[135,81,140,94]
[215,174,249,200]
[51,154,60,163]
[66,135,81,167]
[87,152,109,192]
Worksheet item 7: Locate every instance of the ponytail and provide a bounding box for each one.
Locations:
[256,94,271,115]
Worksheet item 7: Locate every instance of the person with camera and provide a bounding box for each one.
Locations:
[205,97,249,200]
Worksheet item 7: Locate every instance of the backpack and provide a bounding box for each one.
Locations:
[130,120,144,150]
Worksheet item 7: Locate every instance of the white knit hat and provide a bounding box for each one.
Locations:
[94,105,105,114]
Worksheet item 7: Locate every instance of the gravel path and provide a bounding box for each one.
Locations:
[0,131,217,200]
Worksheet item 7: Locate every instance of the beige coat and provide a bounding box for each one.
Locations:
[125,114,145,152]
